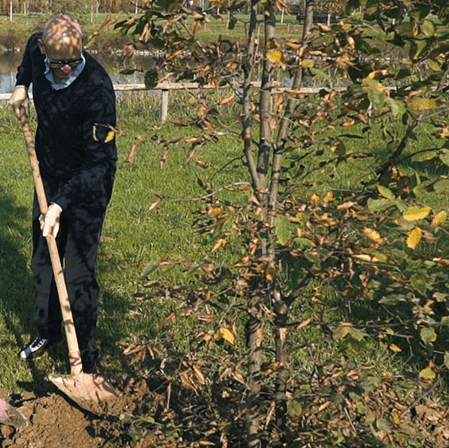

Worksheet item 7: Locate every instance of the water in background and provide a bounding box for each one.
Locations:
[0,50,145,94]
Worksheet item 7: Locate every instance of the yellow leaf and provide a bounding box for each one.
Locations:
[431,211,447,227]
[266,265,276,282]
[392,413,401,425]
[362,228,386,244]
[419,367,436,380]
[105,130,115,142]
[406,227,422,249]
[266,49,284,63]
[211,238,226,252]
[323,191,334,203]
[301,59,314,68]
[219,327,236,345]
[408,97,437,111]
[310,193,321,204]
[330,140,346,155]
[367,70,388,79]
[403,206,432,222]
[389,344,402,352]
[353,254,381,262]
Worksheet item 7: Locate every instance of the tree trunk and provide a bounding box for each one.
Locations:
[304,0,314,34]
[256,6,275,191]
[246,295,264,448]
[241,0,261,193]
[269,0,316,434]
[274,292,289,429]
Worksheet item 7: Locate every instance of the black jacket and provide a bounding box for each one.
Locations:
[15,32,118,210]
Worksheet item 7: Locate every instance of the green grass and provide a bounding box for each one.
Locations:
[1,84,449,407]
[0,90,249,392]
[0,12,304,51]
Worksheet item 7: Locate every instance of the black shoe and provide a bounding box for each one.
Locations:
[19,334,58,361]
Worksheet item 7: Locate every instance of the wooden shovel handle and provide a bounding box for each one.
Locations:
[19,114,83,376]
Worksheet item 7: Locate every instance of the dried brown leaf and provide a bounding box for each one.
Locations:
[125,144,138,163]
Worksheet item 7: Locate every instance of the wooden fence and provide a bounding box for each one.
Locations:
[0,82,327,123]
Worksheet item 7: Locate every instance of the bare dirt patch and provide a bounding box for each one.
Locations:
[2,375,449,447]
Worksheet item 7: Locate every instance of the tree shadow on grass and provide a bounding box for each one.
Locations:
[0,186,52,390]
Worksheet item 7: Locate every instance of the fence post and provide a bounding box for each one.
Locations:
[161,89,169,123]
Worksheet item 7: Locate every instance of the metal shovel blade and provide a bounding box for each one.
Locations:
[0,399,27,428]
[49,373,118,415]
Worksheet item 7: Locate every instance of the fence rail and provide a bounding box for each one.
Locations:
[0,83,331,122]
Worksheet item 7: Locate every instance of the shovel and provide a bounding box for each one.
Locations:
[18,112,118,411]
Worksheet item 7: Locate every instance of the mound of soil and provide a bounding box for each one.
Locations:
[2,375,449,447]
[0,377,166,448]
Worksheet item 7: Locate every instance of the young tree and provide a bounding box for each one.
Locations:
[116,0,449,445]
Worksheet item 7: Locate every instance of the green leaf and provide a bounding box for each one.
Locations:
[395,68,413,80]
[292,238,315,248]
[444,352,449,370]
[423,19,436,36]
[286,400,303,418]
[411,273,429,295]
[379,296,401,305]
[434,292,449,302]
[367,198,396,212]
[128,428,142,442]
[275,216,293,245]
[350,327,368,341]
[410,39,428,60]
[427,58,442,71]
[345,0,361,15]
[144,70,159,89]
[385,97,406,118]
[333,324,352,340]
[376,418,391,430]
[433,179,449,193]
[412,150,438,162]
[228,15,237,30]
[412,4,431,20]
[377,185,395,200]
[440,154,449,169]
[367,88,386,109]
[120,68,139,75]
[304,252,321,267]
[142,260,161,277]
[310,67,329,79]
[420,327,437,344]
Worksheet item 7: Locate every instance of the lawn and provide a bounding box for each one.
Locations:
[0,81,448,396]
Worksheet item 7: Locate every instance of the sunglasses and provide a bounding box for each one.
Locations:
[42,41,83,69]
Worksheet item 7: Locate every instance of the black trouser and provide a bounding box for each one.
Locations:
[31,169,115,370]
